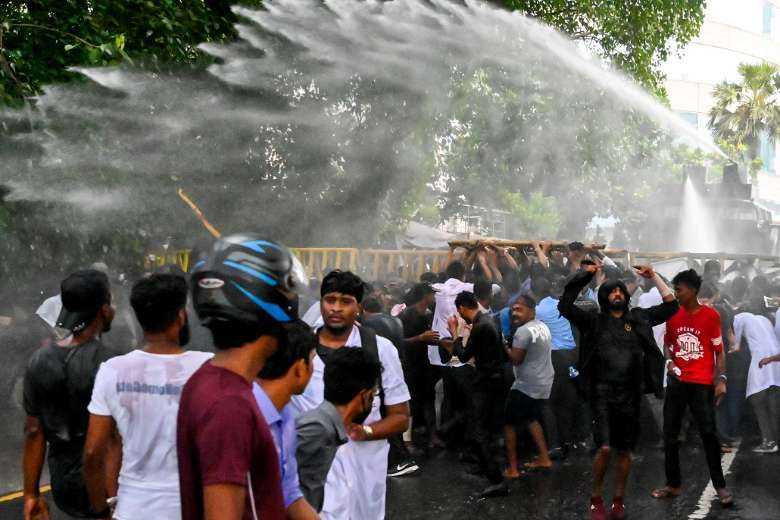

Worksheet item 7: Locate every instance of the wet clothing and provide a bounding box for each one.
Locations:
[429,278,473,366]
[88,350,213,520]
[451,311,504,385]
[505,389,545,427]
[295,401,349,513]
[510,320,554,399]
[558,270,677,398]
[665,306,723,385]
[362,313,404,352]
[591,382,642,451]
[595,316,644,385]
[23,339,117,518]
[664,306,727,490]
[177,362,285,520]
[558,271,678,450]
[663,378,726,489]
[535,297,575,350]
[733,312,780,397]
[399,306,437,441]
[252,383,303,510]
[451,312,504,485]
[291,325,410,520]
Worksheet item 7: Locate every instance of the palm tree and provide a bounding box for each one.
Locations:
[708,62,780,165]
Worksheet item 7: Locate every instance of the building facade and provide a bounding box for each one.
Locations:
[663,0,780,201]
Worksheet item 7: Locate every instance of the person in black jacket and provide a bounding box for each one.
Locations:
[558,263,677,520]
[443,291,507,498]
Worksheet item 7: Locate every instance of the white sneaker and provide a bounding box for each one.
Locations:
[752,440,778,454]
[387,460,420,477]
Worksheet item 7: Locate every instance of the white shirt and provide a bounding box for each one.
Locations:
[774,309,780,344]
[428,278,474,366]
[733,313,780,397]
[302,300,323,328]
[291,325,410,520]
[88,350,213,520]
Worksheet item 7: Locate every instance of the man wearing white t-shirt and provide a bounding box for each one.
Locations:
[732,312,780,453]
[291,270,410,520]
[429,261,474,443]
[84,274,213,519]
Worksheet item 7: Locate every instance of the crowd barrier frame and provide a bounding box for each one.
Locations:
[144,247,780,282]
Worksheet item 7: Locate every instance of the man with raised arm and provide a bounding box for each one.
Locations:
[559,262,677,520]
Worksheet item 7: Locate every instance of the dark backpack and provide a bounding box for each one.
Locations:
[358,325,386,417]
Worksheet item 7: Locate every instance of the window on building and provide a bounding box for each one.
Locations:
[677,111,699,128]
[760,131,776,173]
[764,1,775,35]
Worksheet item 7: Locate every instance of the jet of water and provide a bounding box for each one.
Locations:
[0,0,725,247]
[677,177,718,253]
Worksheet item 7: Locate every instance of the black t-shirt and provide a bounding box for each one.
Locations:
[453,312,504,384]
[595,316,643,386]
[23,338,117,517]
[361,313,404,351]
[399,306,433,366]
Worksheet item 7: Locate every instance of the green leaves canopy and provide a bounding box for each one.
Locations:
[0,0,260,104]
[500,0,706,96]
[708,62,780,167]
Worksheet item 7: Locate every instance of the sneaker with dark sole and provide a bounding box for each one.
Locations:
[753,440,778,454]
[589,497,607,520]
[609,499,625,520]
[388,460,420,477]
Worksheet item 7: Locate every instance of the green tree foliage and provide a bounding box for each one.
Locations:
[429,67,679,241]
[708,62,780,172]
[0,0,260,104]
[499,0,706,95]
[501,191,561,237]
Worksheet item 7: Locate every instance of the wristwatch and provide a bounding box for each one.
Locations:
[717,374,728,382]
[362,424,374,440]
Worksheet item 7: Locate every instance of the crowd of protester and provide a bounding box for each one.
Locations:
[11,235,780,520]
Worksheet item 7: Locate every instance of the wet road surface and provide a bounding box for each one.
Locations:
[0,403,777,519]
[385,440,777,520]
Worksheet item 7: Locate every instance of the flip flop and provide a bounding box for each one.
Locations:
[502,469,523,479]
[523,460,553,471]
[651,487,682,499]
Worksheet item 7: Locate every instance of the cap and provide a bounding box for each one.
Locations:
[56,270,111,333]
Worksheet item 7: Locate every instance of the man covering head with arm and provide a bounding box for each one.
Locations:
[559,263,677,520]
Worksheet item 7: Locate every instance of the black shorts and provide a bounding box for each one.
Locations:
[590,383,641,452]
[505,389,545,427]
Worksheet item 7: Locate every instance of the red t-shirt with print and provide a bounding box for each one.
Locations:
[664,305,723,385]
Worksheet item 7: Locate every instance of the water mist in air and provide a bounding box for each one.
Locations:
[677,177,718,253]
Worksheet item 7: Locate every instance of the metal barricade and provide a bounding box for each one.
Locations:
[292,248,359,280]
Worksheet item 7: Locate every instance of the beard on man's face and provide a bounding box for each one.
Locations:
[324,320,350,335]
[607,296,628,311]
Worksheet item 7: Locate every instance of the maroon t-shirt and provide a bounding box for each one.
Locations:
[177,361,285,520]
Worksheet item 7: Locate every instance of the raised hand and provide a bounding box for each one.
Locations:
[632,264,656,279]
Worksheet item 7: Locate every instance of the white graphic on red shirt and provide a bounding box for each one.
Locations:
[675,331,704,361]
